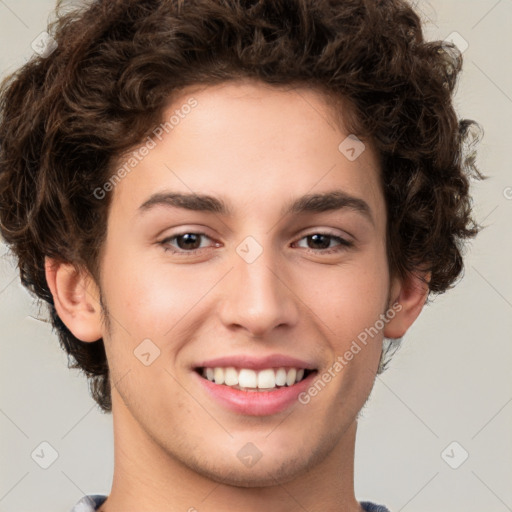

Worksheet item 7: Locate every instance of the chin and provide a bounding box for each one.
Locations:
[181,440,329,488]
[191,458,307,488]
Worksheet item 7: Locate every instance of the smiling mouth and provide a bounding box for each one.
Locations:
[194,366,317,391]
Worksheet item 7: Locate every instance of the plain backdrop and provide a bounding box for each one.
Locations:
[0,1,511,511]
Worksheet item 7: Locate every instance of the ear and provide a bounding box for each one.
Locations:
[44,257,103,342]
[384,270,431,339]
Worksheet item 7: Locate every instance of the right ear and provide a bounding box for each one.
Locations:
[44,257,103,342]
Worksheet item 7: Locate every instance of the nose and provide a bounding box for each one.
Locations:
[217,241,300,338]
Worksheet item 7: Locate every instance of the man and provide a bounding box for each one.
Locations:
[0,0,481,511]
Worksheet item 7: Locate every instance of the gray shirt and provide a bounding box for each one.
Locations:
[69,494,391,511]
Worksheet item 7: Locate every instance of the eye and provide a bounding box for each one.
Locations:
[160,232,217,254]
[159,231,353,256]
[293,232,353,254]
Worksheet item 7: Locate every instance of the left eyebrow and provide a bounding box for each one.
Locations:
[282,190,373,225]
[137,189,373,225]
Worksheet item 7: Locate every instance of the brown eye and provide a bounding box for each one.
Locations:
[295,233,353,253]
[174,233,203,250]
[306,234,332,250]
[160,232,214,254]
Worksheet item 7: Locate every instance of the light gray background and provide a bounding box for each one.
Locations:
[0,1,511,511]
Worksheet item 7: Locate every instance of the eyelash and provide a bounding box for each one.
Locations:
[159,231,353,256]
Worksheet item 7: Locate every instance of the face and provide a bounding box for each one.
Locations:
[96,80,397,486]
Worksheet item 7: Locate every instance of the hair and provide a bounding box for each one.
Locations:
[0,0,482,412]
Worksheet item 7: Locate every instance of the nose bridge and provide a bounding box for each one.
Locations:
[218,234,298,337]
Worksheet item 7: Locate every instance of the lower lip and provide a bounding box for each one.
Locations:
[194,370,317,416]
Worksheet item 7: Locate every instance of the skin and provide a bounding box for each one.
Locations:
[45,79,428,512]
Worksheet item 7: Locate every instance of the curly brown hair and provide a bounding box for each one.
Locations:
[0,0,482,412]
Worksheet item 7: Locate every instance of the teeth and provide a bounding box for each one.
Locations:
[213,367,225,385]
[224,367,238,386]
[275,368,287,386]
[238,369,257,388]
[201,366,309,390]
[257,369,276,389]
[285,368,297,386]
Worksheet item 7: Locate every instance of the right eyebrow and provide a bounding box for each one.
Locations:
[138,192,232,215]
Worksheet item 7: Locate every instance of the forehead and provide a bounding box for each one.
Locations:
[108,80,384,227]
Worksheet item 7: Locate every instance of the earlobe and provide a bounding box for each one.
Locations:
[383,271,431,339]
[44,257,103,342]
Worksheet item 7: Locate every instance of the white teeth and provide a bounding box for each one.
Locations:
[285,368,297,386]
[213,367,225,385]
[257,368,276,389]
[224,367,238,386]
[200,366,310,390]
[275,368,287,386]
[238,369,257,388]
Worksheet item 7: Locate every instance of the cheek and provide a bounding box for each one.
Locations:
[103,249,236,376]
[106,258,202,338]
[306,252,390,337]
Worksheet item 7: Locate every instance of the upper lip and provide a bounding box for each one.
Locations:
[194,354,317,371]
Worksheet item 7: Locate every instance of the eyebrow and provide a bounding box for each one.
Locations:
[138,189,373,224]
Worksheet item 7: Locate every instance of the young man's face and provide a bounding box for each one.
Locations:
[66,80,417,487]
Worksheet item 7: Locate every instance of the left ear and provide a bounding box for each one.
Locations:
[384,270,431,339]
